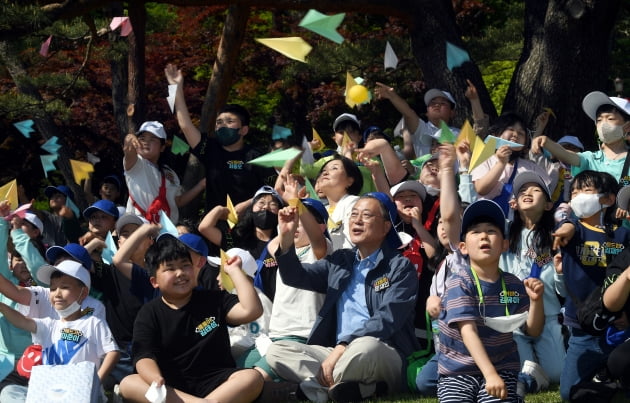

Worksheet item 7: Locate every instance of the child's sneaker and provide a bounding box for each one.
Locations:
[522,360,550,391]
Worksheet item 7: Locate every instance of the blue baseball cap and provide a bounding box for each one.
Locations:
[460,199,506,240]
[178,233,209,257]
[301,198,330,239]
[102,175,122,189]
[83,199,120,220]
[46,243,92,272]
[363,192,402,249]
[44,185,74,201]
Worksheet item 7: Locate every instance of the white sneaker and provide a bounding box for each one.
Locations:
[112,384,124,403]
[521,360,550,391]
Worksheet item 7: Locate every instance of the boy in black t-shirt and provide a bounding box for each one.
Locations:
[118,235,264,402]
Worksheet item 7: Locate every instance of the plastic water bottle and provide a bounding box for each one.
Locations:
[431,319,440,349]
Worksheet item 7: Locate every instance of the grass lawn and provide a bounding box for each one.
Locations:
[367,386,562,402]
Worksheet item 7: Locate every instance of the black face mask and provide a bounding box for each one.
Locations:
[216,127,241,146]
[253,210,278,230]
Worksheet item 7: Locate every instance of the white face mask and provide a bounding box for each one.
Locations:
[597,122,625,144]
[484,311,529,333]
[570,193,604,219]
[425,185,440,197]
[54,289,83,319]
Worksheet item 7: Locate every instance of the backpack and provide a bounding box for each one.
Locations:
[576,285,620,336]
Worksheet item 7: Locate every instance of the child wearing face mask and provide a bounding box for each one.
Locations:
[0,260,119,402]
[552,170,630,401]
[532,92,630,185]
[199,186,283,302]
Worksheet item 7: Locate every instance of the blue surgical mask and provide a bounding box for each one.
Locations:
[216,127,241,146]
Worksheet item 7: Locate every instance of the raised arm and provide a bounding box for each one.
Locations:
[113,223,159,279]
[356,138,407,185]
[374,82,421,135]
[224,256,263,325]
[438,144,462,247]
[198,206,229,247]
[0,302,36,333]
[165,64,202,149]
[122,133,139,172]
[531,136,580,167]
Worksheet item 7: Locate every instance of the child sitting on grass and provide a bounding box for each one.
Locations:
[437,199,545,402]
[118,234,264,402]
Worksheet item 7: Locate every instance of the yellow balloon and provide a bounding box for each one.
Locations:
[348,85,369,104]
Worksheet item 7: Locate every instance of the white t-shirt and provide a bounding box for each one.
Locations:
[228,288,273,359]
[471,156,552,200]
[411,119,460,158]
[32,315,118,366]
[18,286,106,321]
[124,155,182,223]
[268,241,332,339]
[328,194,358,251]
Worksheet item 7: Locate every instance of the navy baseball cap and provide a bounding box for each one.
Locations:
[460,199,506,240]
[44,185,74,201]
[46,243,93,272]
[363,192,402,249]
[178,233,209,257]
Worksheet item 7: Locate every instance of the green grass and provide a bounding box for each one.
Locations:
[362,385,563,402]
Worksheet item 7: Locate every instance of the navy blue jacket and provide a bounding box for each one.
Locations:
[276,243,420,359]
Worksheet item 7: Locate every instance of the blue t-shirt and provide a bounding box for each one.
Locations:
[561,220,629,328]
[438,267,528,376]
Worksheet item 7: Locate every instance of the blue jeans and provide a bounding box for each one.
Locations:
[415,353,438,396]
[514,316,565,383]
[560,327,612,400]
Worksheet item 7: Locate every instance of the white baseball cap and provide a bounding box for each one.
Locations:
[23,212,44,233]
[424,89,456,108]
[137,121,167,140]
[208,248,257,278]
[37,260,91,289]
[582,91,630,122]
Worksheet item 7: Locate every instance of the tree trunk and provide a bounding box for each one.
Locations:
[407,0,496,126]
[0,39,88,210]
[107,2,131,142]
[505,0,621,150]
[127,1,147,132]
[200,4,250,135]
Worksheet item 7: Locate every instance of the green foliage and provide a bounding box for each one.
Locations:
[459,1,524,112]
[480,60,517,112]
[145,3,179,34]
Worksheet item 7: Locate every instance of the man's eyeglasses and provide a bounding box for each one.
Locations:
[349,210,385,222]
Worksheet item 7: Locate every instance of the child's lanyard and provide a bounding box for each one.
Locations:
[470,267,509,316]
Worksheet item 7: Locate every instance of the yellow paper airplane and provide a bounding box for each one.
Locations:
[345,72,359,108]
[341,131,353,148]
[226,195,238,229]
[255,37,312,63]
[288,198,306,214]
[468,136,497,173]
[69,159,94,185]
[311,128,325,151]
[0,179,18,210]
[455,120,477,151]
[220,249,235,293]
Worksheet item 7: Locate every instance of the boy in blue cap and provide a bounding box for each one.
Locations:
[437,199,545,402]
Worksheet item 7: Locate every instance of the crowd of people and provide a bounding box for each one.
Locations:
[0,65,629,403]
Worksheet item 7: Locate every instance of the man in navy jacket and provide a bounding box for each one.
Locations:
[266,193,419,403]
